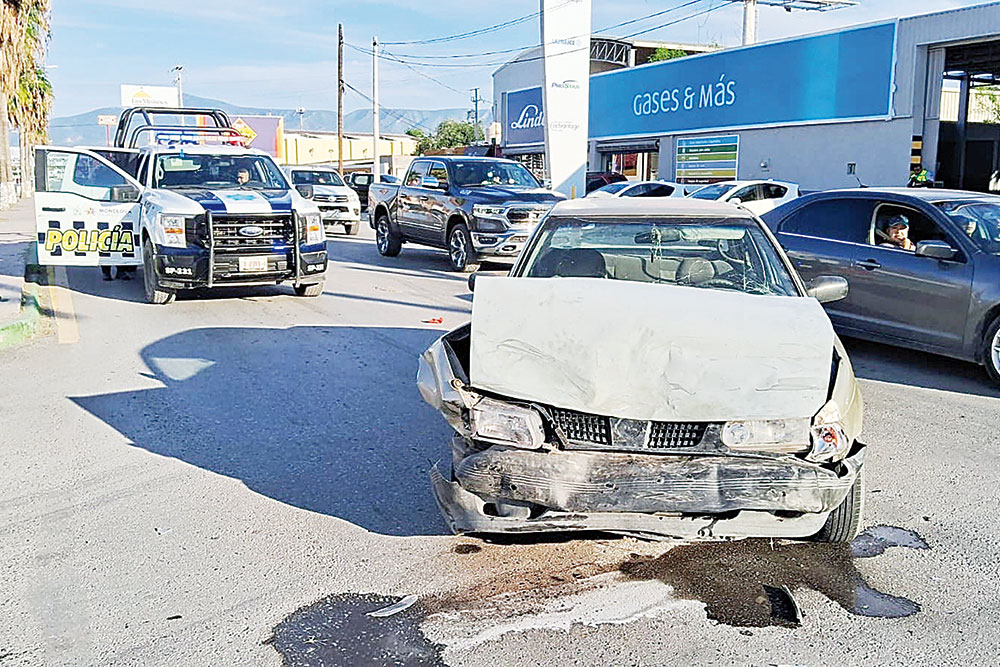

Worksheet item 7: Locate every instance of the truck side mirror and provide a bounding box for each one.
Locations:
[109,184,140,203]
[296,184,314,199]
[915,240,957,260]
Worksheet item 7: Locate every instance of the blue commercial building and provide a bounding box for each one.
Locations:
[492,2,1000,192]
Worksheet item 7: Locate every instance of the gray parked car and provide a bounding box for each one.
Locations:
[762,188,1000,386]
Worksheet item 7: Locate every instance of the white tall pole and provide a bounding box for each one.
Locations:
[742,0,758,45]
[372,36,381,179]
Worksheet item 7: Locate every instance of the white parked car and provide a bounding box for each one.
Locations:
[686,180,799,216]
[588,180,686,199]
[281,166,362,235]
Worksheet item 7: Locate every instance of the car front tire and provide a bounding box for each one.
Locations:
[375,213,402,257]
[448,223,480,273]
[984,315,1000,387]
[345,222,360,236]
[142,237,175,305]
[812,467,863,543]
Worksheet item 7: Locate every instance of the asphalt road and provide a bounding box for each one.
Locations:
[2,223,998,666]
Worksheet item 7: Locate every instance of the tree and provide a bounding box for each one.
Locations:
[406,120,478,155]
[405,128,435,155]
[1,0,51,206]
[979,86,1000,124]
[647,47,688,63]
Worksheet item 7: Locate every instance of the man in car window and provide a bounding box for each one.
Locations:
[880,216,916,251]
[235,168,251,186]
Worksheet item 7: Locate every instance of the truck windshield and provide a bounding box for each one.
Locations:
[519,216,798,297]
[292,170,345,186]
[450,161,539,188]
[937,200,1000,254]
[153,154,288,190]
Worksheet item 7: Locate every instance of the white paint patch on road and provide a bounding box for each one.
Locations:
[425,577,695,654]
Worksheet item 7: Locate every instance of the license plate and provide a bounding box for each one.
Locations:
[238,256,269,272]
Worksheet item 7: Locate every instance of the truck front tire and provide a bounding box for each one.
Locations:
[294,281,324,297]
[983,314,1000,387]
[142,238,175,305]
[448,223,480,273]
[375,213,402,257]
[345,222,360,236]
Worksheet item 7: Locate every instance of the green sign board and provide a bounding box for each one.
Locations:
[675,135,739,184]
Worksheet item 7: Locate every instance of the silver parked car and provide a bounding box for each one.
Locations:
[418,198,865,542]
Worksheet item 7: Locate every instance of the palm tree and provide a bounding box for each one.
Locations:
[1,0,51,207]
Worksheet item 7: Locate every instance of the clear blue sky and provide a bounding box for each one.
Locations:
[47,0,985,117]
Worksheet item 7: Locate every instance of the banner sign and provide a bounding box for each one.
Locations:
[541,0,591,198]
[589,22,896,140]
[676,135,739,184]
[233,115,285,160]
[505,87,544,147]
[120,84,179,109]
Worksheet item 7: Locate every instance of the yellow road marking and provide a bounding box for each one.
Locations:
[47,266,80,345]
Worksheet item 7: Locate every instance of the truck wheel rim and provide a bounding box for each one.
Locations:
[992,329,1000,374]
[376,219,388,253]
[450,229,466,268]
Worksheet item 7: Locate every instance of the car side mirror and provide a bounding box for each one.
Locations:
[729,197,742,205]
[109,184,139,203]
[915,240,957,260]
[806,275,849,304]
[468,270,508,292]
[421,176,444,190]
[296,184,314,199]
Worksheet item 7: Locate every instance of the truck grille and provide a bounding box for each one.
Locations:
[313,194,349,204]
[545,405,711,451]
[506,205,551,225]
[211,214,294,253]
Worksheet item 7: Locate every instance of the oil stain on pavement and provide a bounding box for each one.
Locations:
[619,525,929,628]
[268,593,444,666]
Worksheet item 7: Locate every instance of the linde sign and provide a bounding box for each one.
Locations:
[505,86,544,146]
[589,22,896,139]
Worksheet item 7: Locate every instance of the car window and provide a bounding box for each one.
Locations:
[519,216,798,297]
[428,162,449,187]
[621,184,650,197]
[405,162,429,187]
[778,199,874,244]
[292,170,345,186]
[729,185,761,203]
[762,184,787,199]
[871,203,957,252]
[688,183,732,200]
[937,200,1000,255]
[353,174,372,186]
[643,183,677,197]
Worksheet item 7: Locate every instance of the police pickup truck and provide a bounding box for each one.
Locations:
[33,107,327,304]
[368,156,564,272]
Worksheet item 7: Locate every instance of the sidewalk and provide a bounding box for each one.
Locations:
[0,198,43,347]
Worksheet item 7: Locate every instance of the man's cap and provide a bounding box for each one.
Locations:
[886,214,909,229]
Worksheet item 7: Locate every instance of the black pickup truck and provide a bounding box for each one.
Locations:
[368,156,564,271]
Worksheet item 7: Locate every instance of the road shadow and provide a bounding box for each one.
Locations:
[324,233,514,280]
[71,325,454,536]
[843,336,1000,398]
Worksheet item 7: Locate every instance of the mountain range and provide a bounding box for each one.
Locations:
[48,94,492,146]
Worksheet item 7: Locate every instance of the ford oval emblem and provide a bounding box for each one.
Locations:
[238,225,264,238]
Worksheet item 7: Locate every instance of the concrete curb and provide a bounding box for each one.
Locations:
[0,244,47,350]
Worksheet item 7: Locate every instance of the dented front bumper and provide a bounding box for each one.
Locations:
[430,435,865,539]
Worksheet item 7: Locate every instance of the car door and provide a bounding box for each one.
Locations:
[424,161,453,244]
[34,147,143,268]
[771,198,874,330]
[398,161,429,237]
[846,201,974,352]
[746,183,790,216]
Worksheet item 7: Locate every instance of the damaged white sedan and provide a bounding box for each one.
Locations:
[418,198,864,542]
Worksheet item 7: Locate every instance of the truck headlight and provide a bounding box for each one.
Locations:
[470,398,545,450]
[158,214,187,248]
[473,204,507,218]
[806,400,851,463]
[721,418,810,454]
[303,212,324,244]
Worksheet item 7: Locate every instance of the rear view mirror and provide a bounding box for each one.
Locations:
[634,228,681,244]
[915,240,957,260]
[296,184,314,199]
[806,276,849,304]
[109,184,140,203]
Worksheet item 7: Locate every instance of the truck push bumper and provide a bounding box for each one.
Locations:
[154,247,327,289]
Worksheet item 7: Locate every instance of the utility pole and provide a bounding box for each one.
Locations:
[171,65,184,106]
[372,36,381,179]
[470,88,484,143]
[728,0,857,46]
[296,107,305,130]
[742,0,757,46]
[338,23,344,174]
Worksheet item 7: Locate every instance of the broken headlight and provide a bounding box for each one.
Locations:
[470,398,545,450]
[806,400,850,463]
[721,419,810,454]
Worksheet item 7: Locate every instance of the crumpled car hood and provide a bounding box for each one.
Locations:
[469,277,835,422]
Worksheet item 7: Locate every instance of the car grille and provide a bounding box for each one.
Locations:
[211,214,294,253]
[506,205,551,225]
[545,405,712,452]
[313,194,349,204]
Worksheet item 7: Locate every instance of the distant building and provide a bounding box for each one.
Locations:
[282,130,418,175]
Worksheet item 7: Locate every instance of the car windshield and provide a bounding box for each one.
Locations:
[519,216,799,297]
[153,153,287,190]
[937,200,1000,254]
[591,182,629,196]
[292,170,344,186]
[450,161,539,188]
[687,183,733,200]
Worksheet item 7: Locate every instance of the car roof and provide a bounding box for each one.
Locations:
[550,197,752,218]
[697,180,797,188]
[821,187,1000,202]
[418,155,520,164]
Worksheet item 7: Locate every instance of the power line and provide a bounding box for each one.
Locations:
[380,0,574,46]
[342,80,439,134]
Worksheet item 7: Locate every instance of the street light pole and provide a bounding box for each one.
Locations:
[373,36,381,179]
[742,0,758,45]
[338,23,344,175]
[171,65,184,106]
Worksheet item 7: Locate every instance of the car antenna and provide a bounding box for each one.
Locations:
[854,175,867,189]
